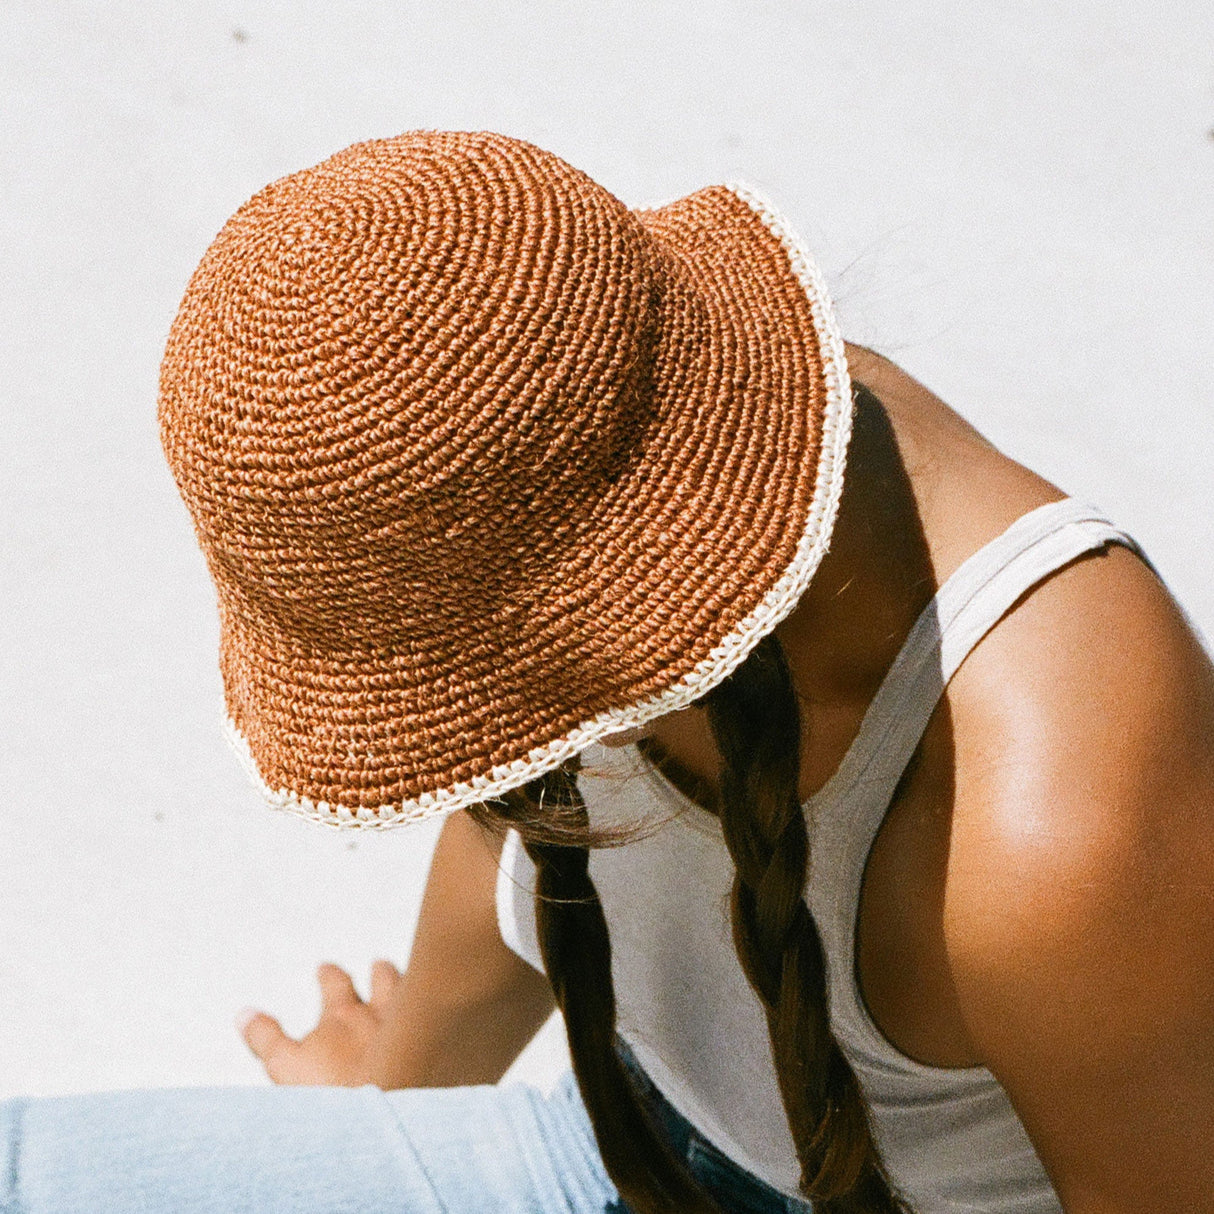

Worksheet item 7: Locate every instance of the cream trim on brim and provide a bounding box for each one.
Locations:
[222,181,854,829]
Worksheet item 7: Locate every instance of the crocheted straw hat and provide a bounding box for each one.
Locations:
[159,130,852,828]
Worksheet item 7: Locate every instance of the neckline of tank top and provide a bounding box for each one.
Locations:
[623,496,1112,826]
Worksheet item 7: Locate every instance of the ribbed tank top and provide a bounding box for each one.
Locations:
[496,498,1141,1212]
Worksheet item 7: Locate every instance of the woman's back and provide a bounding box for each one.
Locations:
[625,345,1214,1208]
[502,493,1166,1211]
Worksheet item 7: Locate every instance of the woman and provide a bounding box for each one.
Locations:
[7,130,1212,1214]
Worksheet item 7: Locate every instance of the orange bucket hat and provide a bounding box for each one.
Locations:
[158,130,853,827]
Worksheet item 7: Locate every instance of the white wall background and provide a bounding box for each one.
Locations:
[2,0,1211,1098]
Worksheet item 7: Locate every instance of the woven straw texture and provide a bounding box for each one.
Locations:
[158,131,852,827]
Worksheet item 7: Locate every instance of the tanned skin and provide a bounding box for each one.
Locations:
[242,812,555,1088]
[243,342,1214,1212]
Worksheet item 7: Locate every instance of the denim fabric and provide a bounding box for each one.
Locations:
[619,1045,814,1214]
[0,1063,812,1213]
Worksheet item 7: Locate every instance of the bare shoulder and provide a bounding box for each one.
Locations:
[946,540,1214,897]
[942,541,1214,1208]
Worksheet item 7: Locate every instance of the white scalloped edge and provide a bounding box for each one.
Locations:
[222,180,855,830]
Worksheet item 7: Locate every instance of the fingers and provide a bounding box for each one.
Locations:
[236,960,395,1087]
[238,1008,294,1074]
[316,962,359,1011]
[369,958,402,1008]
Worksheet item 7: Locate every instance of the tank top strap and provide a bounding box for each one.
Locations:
[804,497,1141,831]
[805,499,1141,1068]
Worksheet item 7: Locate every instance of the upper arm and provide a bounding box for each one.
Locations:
[407,811,551,1010]
[369,811,555,1088]
[945,545,1214,1211]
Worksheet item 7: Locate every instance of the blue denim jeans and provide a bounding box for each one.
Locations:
[0,1063,813,1213]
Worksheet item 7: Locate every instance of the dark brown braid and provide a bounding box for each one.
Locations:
[514,760,724,1214]
[479,634,911,1213]
[701,634,909,1212]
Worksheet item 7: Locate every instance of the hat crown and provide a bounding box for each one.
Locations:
[159,131,664,647]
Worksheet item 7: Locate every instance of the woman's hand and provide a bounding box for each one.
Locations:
[239,960,404,1086]
[236,812,555,1091]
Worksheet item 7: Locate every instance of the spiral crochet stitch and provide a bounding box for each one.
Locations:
[158,130,852,827]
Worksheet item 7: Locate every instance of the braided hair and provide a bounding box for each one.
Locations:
[480,633,910,1212]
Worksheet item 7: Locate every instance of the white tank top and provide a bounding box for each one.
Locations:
[496,498,1141,1212]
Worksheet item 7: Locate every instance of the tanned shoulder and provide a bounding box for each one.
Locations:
[940,541,1214,1212]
